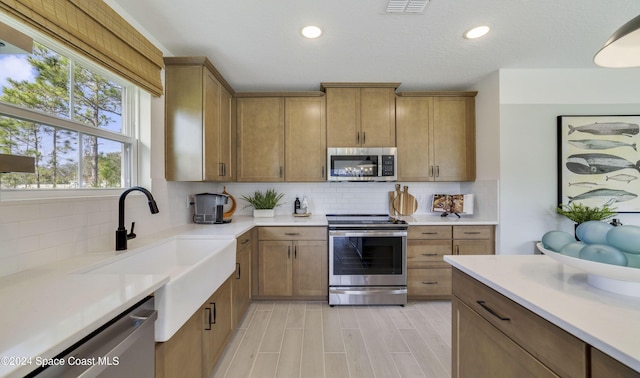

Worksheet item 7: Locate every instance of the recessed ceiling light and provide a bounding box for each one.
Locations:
[301,25,322,39]
[464,25,490,39]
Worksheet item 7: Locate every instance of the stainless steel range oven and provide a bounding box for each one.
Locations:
[327,214,408,306]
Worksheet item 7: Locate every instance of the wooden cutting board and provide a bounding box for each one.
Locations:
[388,184,401,216]
[393,185,418,216]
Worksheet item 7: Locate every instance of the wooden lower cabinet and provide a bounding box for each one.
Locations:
[155,276,232,378]
[232,234,251,327]
[156,232,253,378]
[155,307,203,378]
[202,278,233,376]
[453,297,558,377]
[256,226,328,299]
[407,225,494,299]
[452,268,588,378]
[591,347,640,378]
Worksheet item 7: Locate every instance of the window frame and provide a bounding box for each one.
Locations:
[0,14,141,200]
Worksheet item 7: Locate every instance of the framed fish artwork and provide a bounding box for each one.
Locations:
[558,115,640,213]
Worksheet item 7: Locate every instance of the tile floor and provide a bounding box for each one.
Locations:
[212,300,451,378]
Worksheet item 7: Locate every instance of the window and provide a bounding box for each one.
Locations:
[0,39,137,191]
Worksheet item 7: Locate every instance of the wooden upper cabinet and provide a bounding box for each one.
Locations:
[236,93,326,182]
[236,97,285,181]
[285,96,326,181]
[323,83,398,147]
[396,92,476,182]
[164,57,235,182]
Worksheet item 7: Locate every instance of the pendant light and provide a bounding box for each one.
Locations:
[594,14,640,67]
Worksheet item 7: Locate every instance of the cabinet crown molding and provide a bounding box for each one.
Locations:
[164,56,235,95]
[396,91,477,97]
[320,82,401,90]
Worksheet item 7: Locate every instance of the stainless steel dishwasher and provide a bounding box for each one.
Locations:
[30,296,157,378]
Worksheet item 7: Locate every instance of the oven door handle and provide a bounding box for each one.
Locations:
[329,230,407,238]
[331,288,407,295]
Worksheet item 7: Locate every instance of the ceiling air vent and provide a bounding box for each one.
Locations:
[386,0,430,14]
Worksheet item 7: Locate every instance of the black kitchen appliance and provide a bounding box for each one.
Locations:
[193,193,230,224]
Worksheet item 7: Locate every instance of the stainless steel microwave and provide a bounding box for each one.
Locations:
[327,147,397,182]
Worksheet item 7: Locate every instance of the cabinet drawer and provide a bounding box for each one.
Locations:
[237,229,253,252]
[259,226,326,241]
[452,269,587,378]
[408,268,452,296]
[408,226,452,239]
[453,225,493,239]
[407,239,451,268]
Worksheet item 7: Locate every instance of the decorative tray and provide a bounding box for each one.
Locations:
[536,242,640,297]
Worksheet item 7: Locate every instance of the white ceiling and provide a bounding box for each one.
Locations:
[109,0,640,93]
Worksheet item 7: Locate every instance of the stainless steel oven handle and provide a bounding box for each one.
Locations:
[331,288,407,295]
[329,230,407,238]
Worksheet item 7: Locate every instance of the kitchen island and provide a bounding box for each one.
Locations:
[445,254,640,375]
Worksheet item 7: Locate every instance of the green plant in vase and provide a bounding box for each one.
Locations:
[241,189,285,217]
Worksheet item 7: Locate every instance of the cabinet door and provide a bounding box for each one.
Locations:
[203,70,222,181]
[156,307,203,378]
[432,97,475,181]
[396,96,433,181]
[237,97,285,181]
[232,244,251,327]
[285,97,327,181]
[293,240,328,297]
[165,65,205,181]
[326,87,360,147]
[452,298,558,378]
[219,86,234,181]
[360,87,396,147]
[258,240,293,296]
[591,347,639,378]
[202,278,233,376]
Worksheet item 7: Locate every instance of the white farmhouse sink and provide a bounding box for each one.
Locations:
[81,236,236,341]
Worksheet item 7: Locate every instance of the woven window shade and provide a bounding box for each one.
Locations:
[0,0,164,96]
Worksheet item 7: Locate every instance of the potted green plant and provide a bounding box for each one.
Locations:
[556,202,617,239]
[241,189,285,217]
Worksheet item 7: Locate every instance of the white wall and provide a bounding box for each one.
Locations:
[497,68,640,254]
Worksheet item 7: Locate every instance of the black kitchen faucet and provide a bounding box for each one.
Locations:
[116,186,159,251]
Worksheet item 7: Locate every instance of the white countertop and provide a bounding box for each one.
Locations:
[445,255,640,372]
[0,214,327,377]
[399,213,498,225]
[0,213,495,377]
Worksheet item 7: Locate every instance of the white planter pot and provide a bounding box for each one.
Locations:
[253,209,275,218]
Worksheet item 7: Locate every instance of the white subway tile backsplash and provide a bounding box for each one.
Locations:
[0,179,498,277]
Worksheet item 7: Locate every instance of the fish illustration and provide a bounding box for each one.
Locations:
[566,153,640,174]
[606,174,638,183]
[568,188,637,204]
[568,139,637,151]
[567,122,639,137]
[568,181,599,188]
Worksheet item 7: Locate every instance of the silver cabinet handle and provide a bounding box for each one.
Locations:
[279,166,283,178]
[422,232,437,235]
[236,262,241,279]
[421,253,438,256]
[464,231,481,235]
[363,132,366,144]
[422,281,438,285]
[204,307,212,330]
[240,239,250,245]
[429,166,434,177]
[288,246,291,258]
[284,232,300,236]
[436,165,440,177]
